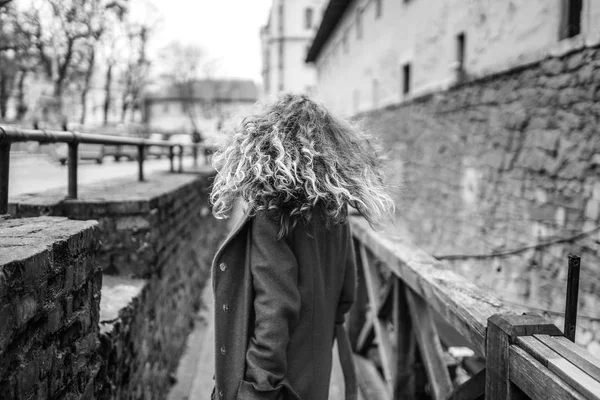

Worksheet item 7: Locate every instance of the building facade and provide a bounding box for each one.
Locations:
[306,0,600,116]
[260,0,327,102]
[142,79,258,138]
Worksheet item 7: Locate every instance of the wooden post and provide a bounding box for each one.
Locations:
[358,243,395,394]
[405,287,453,400]
[394,278,416,400]
[486,313,562,399]
[564,255,580,342]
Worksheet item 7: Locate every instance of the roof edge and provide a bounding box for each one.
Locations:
[306,0,353,63]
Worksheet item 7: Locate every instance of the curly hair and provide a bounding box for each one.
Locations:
[210,93,395,238]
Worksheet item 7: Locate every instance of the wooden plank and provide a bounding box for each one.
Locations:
[534,335,600,382]
[445,367,486,400]
[509,345,587,400]
[355,355,390,400]
[350,217,513,356]
[356,317,375,355]
[358,243,395,393]
[405,286,453,400]
[517,336,600,400]
[394,278,416,400]
[377,279,395,319]
[486,314,528,400]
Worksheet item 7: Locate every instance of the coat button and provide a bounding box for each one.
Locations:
[220,345,226,355]
[222,303,229,312]
[219,262,227,272]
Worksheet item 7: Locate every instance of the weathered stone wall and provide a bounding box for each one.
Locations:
[93,173,226,400]
[8,171,229,399]
[0,217,100,399]
[358,44,600,356]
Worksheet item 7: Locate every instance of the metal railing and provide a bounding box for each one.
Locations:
[0,125,214,214]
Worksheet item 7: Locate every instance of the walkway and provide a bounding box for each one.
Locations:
[167,280,348,400]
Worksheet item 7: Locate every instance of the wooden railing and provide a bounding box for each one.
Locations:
[348,216,600,400]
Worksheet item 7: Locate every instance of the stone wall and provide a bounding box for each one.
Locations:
[8,170,229,399]
[358,44,600,356]
[0,217,100,399]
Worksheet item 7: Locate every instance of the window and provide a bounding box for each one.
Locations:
[356,9,363,39]
[305,7,313,29]
[402,63,411,95]
[375,0,382,18]
[560,0,582,39]
[456,32,466,82]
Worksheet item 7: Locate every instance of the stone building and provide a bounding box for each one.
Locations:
[260,0,327,102]
[141,79,258,137]
[306,0,600,116]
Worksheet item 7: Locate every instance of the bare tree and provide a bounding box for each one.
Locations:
[28,0,127,120]
[159,41,222,135]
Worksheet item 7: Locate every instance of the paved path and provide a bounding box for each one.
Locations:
[167,280,347,400]
[8,152,199,197]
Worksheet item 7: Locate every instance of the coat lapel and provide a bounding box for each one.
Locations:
[212,211,252,267]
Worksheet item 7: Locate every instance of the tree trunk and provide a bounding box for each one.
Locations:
[16,69,27,120]
[53,80,64,119]
[80,47,96,125]
[0,72,7,119]
[103,62,113,125]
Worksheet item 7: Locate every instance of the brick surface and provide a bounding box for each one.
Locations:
[0,217,99,400]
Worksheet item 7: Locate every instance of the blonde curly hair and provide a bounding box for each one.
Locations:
[210,93,395,238]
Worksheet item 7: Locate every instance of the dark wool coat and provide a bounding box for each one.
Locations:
[211,210,357,400]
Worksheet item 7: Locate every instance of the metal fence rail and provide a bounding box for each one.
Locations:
[0,125,213,214]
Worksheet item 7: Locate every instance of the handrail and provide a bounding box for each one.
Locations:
[350,216,512,356]
[347,216,600,400]
[0,125,216,215]
[0,125,198,147]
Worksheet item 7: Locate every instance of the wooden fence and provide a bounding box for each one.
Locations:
[347,216,600,400]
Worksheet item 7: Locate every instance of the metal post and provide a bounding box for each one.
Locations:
[0,142,11,214]
[169,146,175,172]
[178,145,183,173]
[192,145,198,168]
[564,254,581,342]
[138,145,145,182]
[67,143,78,199]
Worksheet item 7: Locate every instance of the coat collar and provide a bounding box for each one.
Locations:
[212,210,252,266]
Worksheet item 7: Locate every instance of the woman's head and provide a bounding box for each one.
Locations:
[210,93,395,237]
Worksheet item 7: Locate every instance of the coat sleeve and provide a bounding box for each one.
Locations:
[335,224,357,325]
[238,211,301,399]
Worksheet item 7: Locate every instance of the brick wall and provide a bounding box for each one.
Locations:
[358,45,600,356]
[8,171,229,399]
[0,217,100,399]
[93,173,226,400]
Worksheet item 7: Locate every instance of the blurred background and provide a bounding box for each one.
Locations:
[2,0,600,358]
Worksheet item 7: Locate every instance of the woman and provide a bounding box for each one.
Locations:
[210,94,394,400]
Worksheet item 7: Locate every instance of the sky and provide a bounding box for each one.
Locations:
[139,0,273,83]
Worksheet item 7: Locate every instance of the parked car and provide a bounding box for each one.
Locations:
[55,143,105,165]
[147,133,169,159]
[169,134,194,156]
[103,144,139,161]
